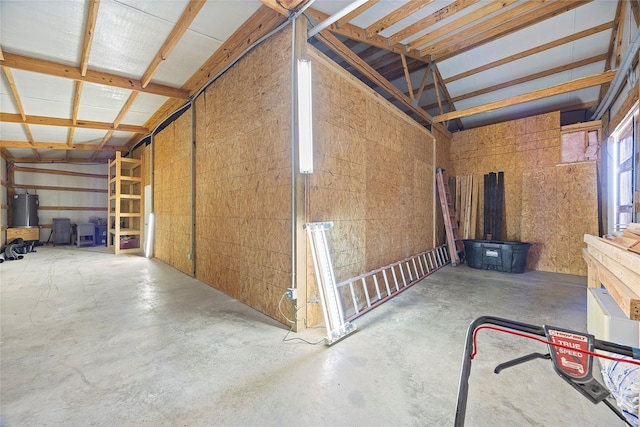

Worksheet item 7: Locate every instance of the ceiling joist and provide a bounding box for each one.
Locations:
[0,140,125,151]
[365,0,434,37]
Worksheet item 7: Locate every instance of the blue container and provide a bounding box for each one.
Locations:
[463,239,531,274]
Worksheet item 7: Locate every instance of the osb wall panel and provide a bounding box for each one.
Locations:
[308,47,435,314]
[451,111,598,275]
[194,27,292,324]
[153,111,193,276]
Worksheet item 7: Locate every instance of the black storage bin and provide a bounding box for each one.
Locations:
[463,239,531,274]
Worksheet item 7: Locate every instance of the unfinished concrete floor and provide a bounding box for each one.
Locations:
[0,246,626,426]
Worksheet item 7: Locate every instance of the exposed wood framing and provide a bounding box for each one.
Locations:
[444,22,612,84]
[130,5,286,150]
[600,1,624,102]
[434,70,616,122]
[141,0,205,88]
[91,91,140,160]
[0,52,189,99]
[11,183,108,193]
[451,54,607,103]
[432,64,463,130]
[39,206,107,211]
[306,8,424,61]
[0,140,124,151]
[0,113,147,133]
[400,53,414,102]
[425,1,592,61]
[10,157,108,163]
[260,0,308,15]
[80,0,100,77]
[365,0,433,37]
[336,0,379,28]
[399,0,488,48]
[615,0,627,68]
[415,62,431,105]
[314,29,433,123]
[431,63,444,116]
[13,166,108,178]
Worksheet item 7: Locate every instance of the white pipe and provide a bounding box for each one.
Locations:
[307,0,369,39]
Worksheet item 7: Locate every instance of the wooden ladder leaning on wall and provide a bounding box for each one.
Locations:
[436,168,464,266]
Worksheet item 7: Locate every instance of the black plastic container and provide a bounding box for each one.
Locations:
[463,239,531,274]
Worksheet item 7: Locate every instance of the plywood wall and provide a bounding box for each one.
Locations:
[307,47,436,318]
[153,111,193,276]
[194,27,293,322]
[451,112,598,276]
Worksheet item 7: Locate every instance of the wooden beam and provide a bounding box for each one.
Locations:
[141,0,205,88]
[1,148,14,162]
[451,54,607,103]
[407,0,517,51]
[394,0,483,46]
[424,1,592,61]
[615,1,626,68]
[415,62,431,105]
[9,157,108,164]
[365,0,433,37]
[12,183,108,193]
[0,113,148,133]
[400,53,414,102]
[1,66,28,122]
[80,0,100,76]
[260,0,308,14]
[336,0,379,28]
[433,64,464,129]
[132,5,286,149]
[306,8,424,61]
[601,1,624,102]
[443,22,613,84]
[0,140,125,151]
[314,30,432,124]
[13,165,108,178]
[1,51,189,99]
[433,70,616,122]
[431,62,444,116]
[39,206,107,211]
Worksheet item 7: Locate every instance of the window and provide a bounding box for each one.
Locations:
[609,108,638,233]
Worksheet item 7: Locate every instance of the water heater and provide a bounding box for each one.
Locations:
[12,194,39,227]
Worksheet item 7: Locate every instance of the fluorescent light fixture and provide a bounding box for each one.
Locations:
[298,59,313,174]
[304,222,357,345]
[145,212,155,258]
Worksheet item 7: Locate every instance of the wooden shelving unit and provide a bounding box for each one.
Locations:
[108,152,142,255]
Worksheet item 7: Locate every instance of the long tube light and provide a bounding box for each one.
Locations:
[298,59,314,174]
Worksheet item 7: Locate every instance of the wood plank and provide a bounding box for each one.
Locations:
[451,54,607,103]
[13,166,108,179]
[314,30,433,124]
[0,113,148,133]
[1,66,28,122]
[400,53,414,102]
[585,234,640,284]
[336,0,379,28]
[365,0,434,37]
[631,0,640,26]
[6,227,40,241]
[615,0,626,67]
[583,249,640,320]
[0,140,124,151]
[141,0,205,88]
[443,22,613,84]
[433,70,615,122]
[11,183,108,193]
[80,0,100,76]
[305,8,424,61]
[0,51,188,99]
[427,1,592,61]
[39,206,107,211]
[433,63,463,129]
[398,0,487,47]
[470,175,478,239]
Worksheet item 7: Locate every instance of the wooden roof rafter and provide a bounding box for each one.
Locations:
[425,1,592,61]
[0,113,148,133]
[336,0,379,28]
[443,21,613,84]
[0,51,189,99]
[0,47,39,160]
[365,0,434,38]
[434,70,616,122]
[68,0,100,160]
